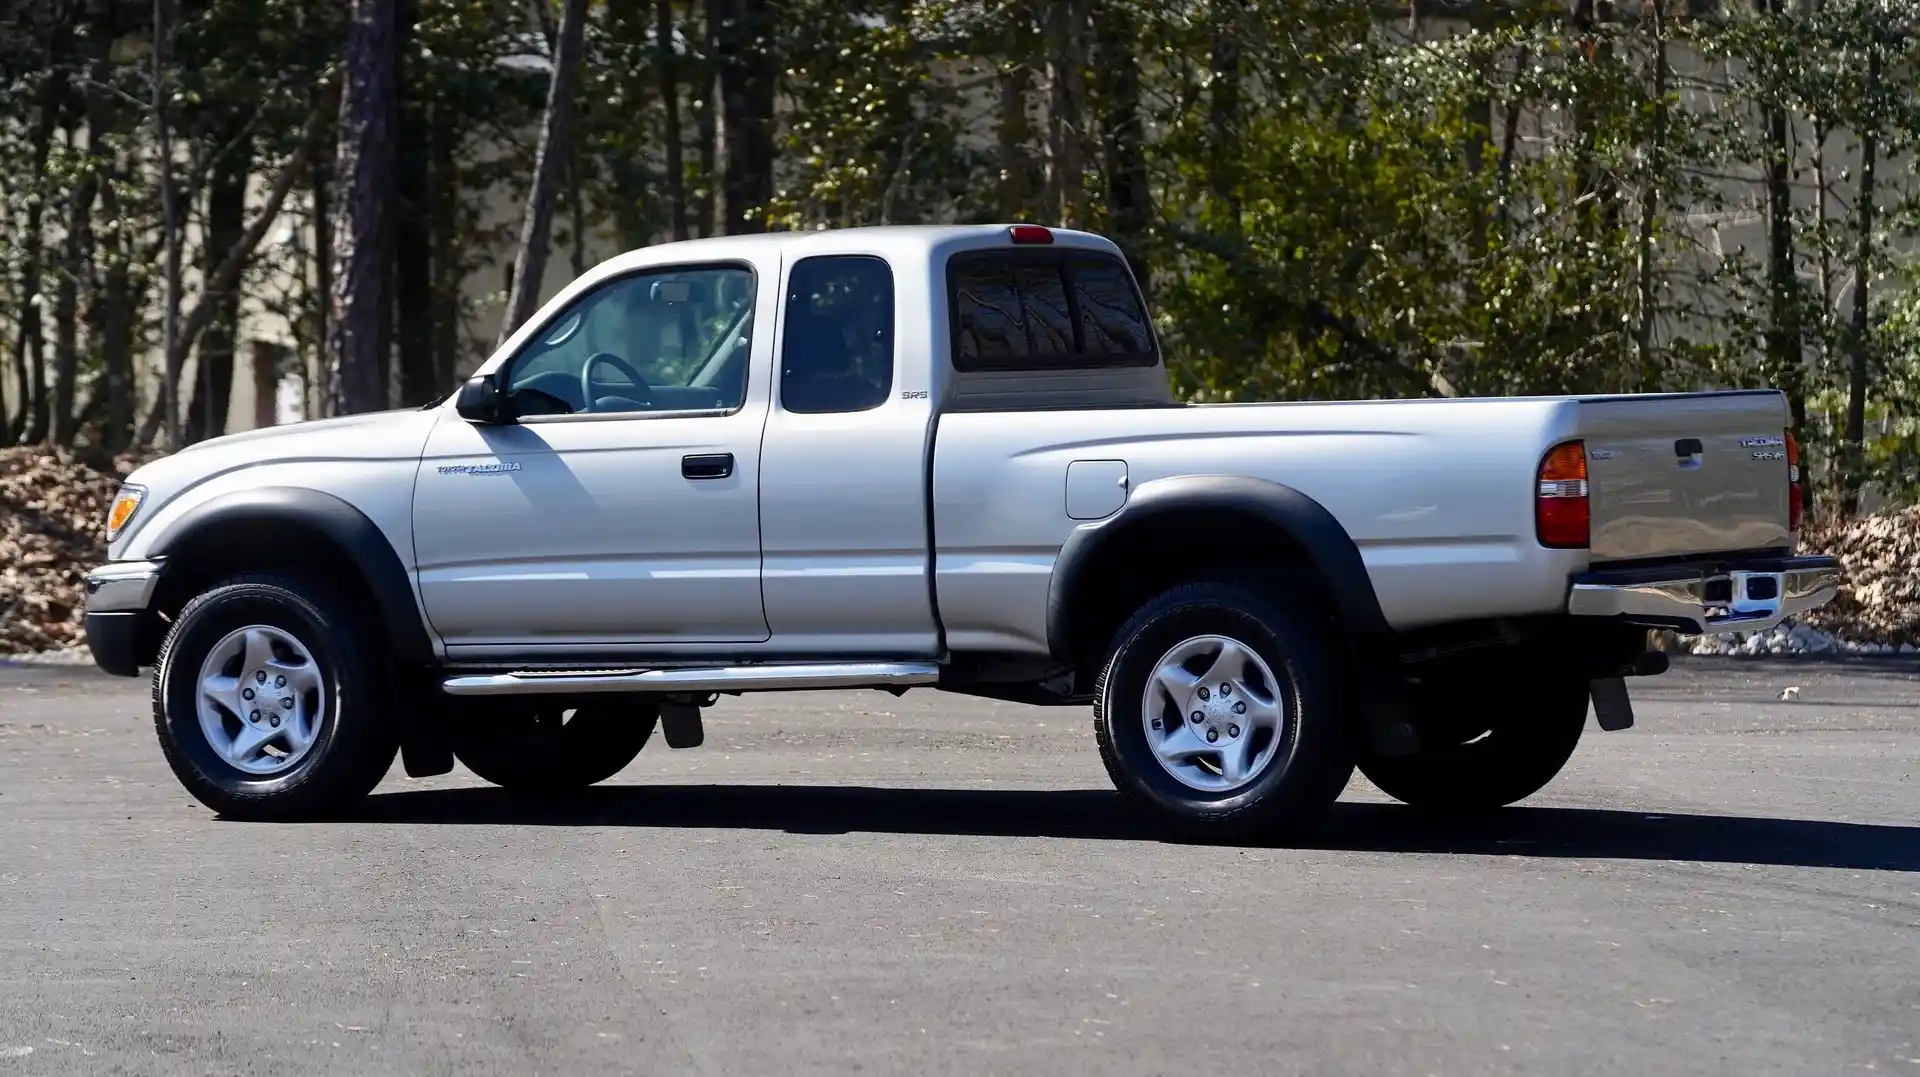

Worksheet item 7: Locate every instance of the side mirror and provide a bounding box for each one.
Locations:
[454,374,512,424]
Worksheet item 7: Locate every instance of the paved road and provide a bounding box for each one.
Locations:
[0,657,1915,1076]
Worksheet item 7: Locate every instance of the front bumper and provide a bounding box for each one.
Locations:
[1567,554,1841,636]
[81,560,163,676]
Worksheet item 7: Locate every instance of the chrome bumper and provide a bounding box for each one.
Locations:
[83,559,163,614]
[1567,555,1841,636]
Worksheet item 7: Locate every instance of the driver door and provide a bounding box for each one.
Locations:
[412,255,776,661]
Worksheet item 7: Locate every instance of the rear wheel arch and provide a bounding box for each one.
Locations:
[1046,475,1391,666]
[146,487,434,666]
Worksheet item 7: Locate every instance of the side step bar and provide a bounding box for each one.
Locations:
[441,661,942,698]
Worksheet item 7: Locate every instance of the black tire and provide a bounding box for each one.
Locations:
[152,573,399,820]
[1093,580,1356,840]
[1358,674,1589,812]
[449,702,657,792]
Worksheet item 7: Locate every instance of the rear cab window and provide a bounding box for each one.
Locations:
[947,248,1157,370]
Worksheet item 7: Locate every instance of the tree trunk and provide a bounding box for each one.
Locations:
[1042,0,1088,227]
[713,0,774,234]
[5,72,58,445]
[1092,0,1150,290]
[96,161,135,455]
[311,139,332,416]
[1841,55,1878,514]
[51,122,84,446]
[153,0,185,449]
[567,151,587,278]
[1207,0,1242,221]
[995,57,1035,220]
[184,132,251,442]
[427,103,460,389]
[1757,0,1804,441]
[394,0,436,407]
[659,0,688,241]
[328,0,400,415]
[1633,0,1667,376]
[497,0,589,345]
[696,0,718,237]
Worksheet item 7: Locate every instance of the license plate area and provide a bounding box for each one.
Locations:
[1704,570,1785,625]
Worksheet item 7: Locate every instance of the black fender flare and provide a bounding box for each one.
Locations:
[1045,474,1392,662]
[147,486,436,666]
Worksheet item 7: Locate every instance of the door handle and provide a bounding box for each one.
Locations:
[681,453,734,480]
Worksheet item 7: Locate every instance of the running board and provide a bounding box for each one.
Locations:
[440,661,942,698]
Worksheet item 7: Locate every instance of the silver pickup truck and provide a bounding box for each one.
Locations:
[84,224,1839,836]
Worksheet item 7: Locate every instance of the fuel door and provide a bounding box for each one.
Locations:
[1066,459,1129,521]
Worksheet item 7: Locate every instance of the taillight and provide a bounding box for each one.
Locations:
[1785,428,1803,533]
[1536,441,1590,549]
[1008,224,1054,245]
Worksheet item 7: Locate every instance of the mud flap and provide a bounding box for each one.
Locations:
[659,700,705,748]
[1589,676,1635,732]
[399,674,455,778]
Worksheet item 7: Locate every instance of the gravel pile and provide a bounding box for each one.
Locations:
[0,447,139,656]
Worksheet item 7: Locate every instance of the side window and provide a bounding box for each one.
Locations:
[779,255,895,415]
[504,264,756,416]
[950,251,1155,371]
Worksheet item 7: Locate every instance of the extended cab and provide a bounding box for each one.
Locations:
[84,224,1840,835]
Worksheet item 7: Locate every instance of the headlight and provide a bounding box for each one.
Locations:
[106,485,146,543]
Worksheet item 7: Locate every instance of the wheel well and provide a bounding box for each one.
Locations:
[1060,509,1341,669]
[150,519,384,642]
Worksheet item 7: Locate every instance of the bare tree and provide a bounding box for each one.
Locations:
[497,0,590,347]
[136,112,327,446]
[327,0,400,415]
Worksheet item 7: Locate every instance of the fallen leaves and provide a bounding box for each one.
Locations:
[1798,508,1920,649]
[0,447,143,655]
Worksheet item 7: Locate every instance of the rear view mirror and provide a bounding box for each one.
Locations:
[455,374,513,424]
[651,278,709,305]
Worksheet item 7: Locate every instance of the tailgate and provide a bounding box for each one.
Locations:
[1576,391,1792,563]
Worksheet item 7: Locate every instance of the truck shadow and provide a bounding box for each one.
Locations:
[347,784,1920,872]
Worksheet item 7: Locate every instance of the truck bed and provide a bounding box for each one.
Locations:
[929,390,1793,652]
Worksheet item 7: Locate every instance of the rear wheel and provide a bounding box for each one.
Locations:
[1358,674,1589,811]
[1093,580,1356,840]
[450,702,657,792]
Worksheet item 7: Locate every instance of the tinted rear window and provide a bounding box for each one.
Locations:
[949,250,1155,371]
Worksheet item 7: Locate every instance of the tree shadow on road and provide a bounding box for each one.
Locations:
[345,784,1920,872]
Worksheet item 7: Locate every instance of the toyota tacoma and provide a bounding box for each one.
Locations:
[82,224,1841,836]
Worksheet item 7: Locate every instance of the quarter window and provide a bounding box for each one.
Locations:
[779,255,896,415]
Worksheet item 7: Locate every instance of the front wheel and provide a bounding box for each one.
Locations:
[450,702,657,792]
[152,573,399,820]
[1093,580,1356,840]
[1358,674,1589,812]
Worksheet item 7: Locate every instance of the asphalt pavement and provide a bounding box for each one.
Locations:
[1,656,1915,1076]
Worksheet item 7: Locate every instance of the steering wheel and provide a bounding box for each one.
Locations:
[581,351,652,411]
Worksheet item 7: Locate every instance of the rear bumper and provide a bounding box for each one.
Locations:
[1567,554,1841,636]
[81,560,163,677]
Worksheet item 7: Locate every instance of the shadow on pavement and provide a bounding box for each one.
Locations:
[340,784,1920,872]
